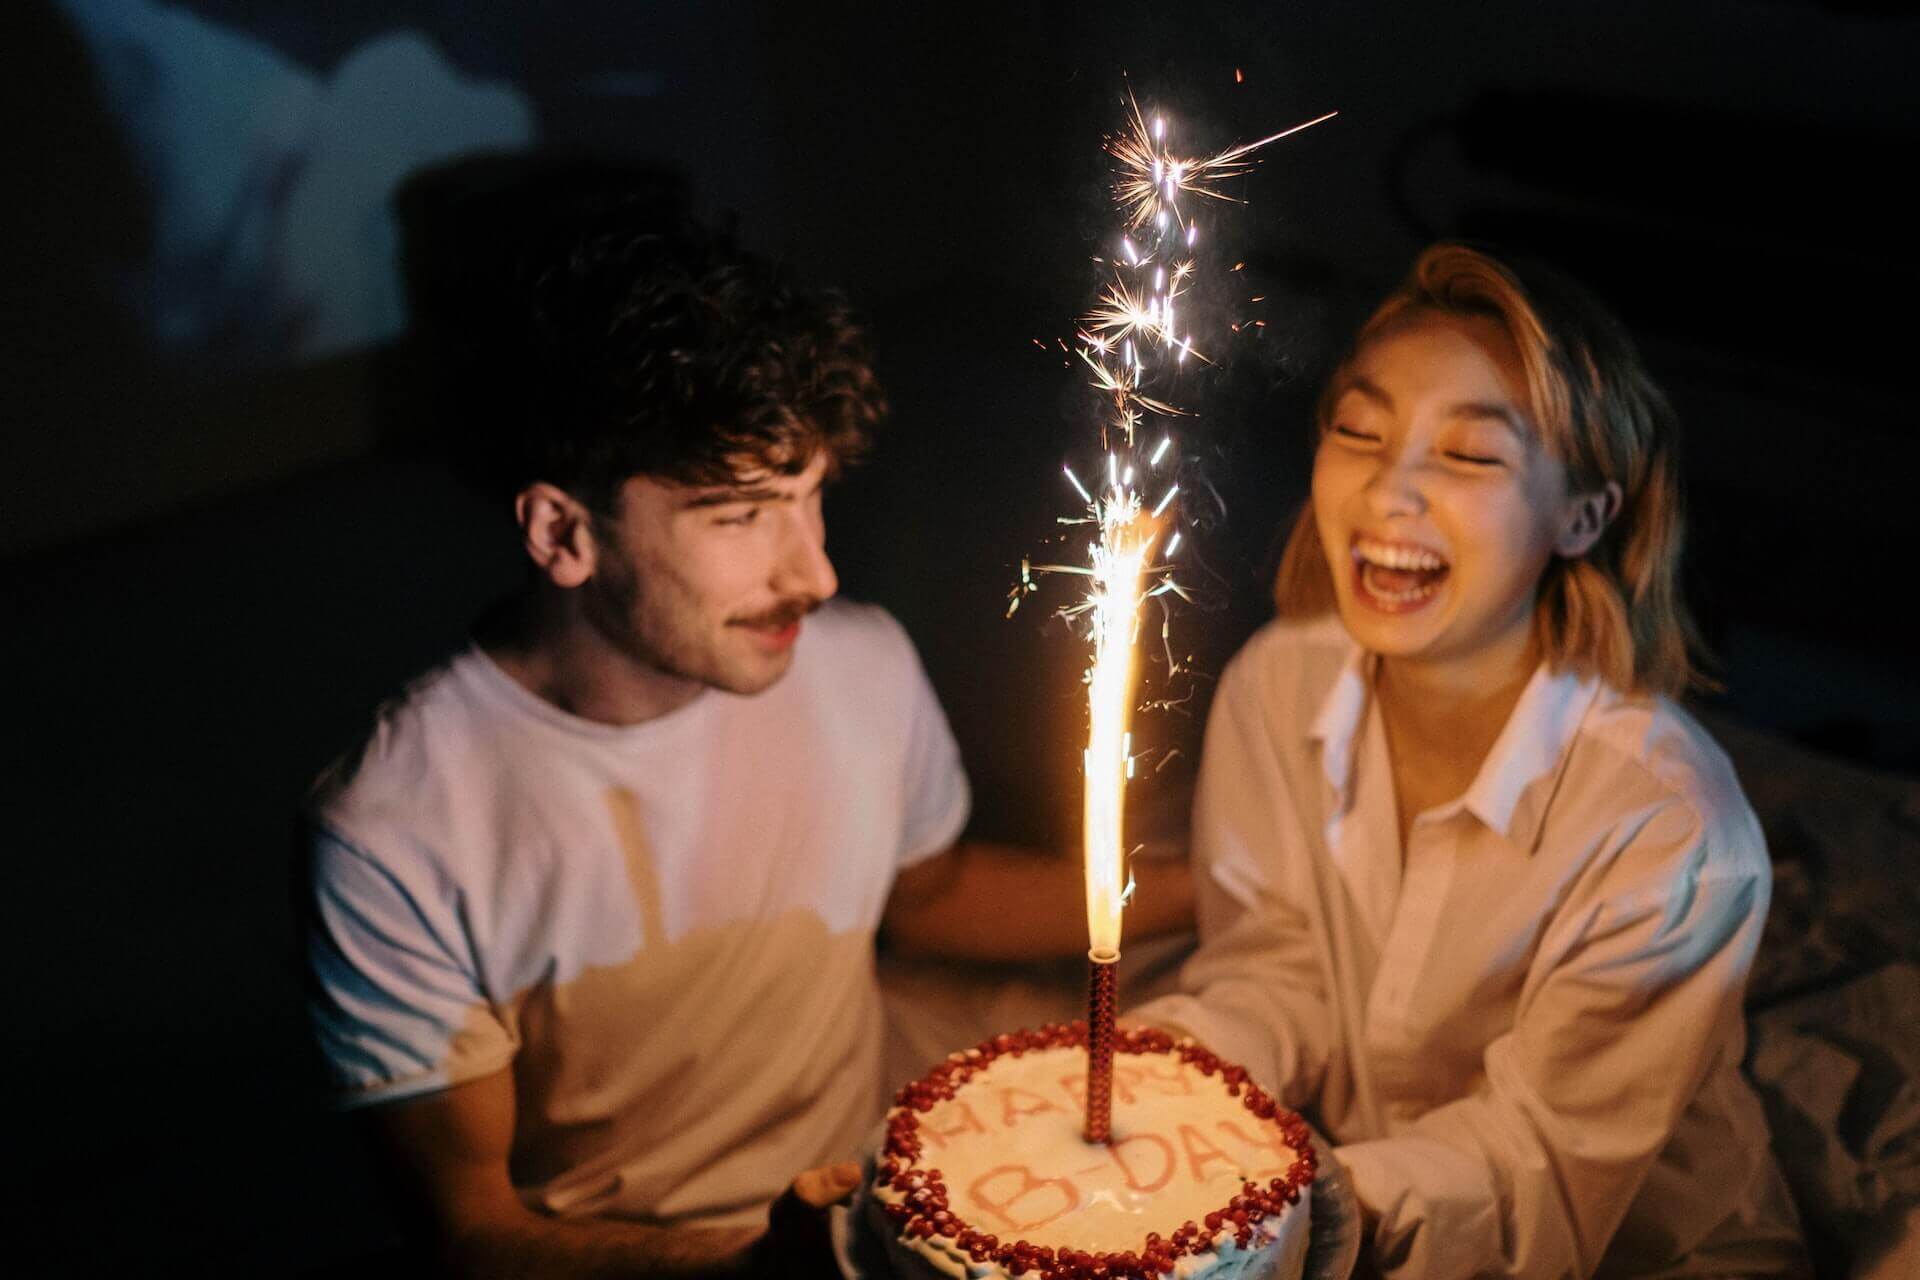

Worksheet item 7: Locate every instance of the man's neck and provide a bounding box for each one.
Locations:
[477,591,704,727]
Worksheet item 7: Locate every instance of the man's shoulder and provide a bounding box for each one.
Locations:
[308,650,500,846]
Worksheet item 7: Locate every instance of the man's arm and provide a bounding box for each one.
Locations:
[881,840,1195,961]
[365,1068,853,1279]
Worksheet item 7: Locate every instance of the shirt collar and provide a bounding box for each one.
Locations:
[1458,663,1603,848]
[1307,644,1374,803]
[1306,639,1603,851]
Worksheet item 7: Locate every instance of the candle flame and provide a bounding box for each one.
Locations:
[1083,493,1156,955]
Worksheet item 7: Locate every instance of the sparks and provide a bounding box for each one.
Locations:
[1106,91,1337,231]
[1075,347,1185,425]
[1024,92,1333,963]
[1082,270,1197,355]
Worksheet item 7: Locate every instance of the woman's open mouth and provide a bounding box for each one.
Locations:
[1350,534,1450,613]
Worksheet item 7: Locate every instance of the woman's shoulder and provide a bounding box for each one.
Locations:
[1581,690,1747,815]
[1226,612,1353,683]
[1570,686,1767,879]
[1215,613,1355,723]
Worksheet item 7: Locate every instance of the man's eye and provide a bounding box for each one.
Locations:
[714,508,761,526]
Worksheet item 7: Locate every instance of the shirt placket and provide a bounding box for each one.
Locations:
[1363,810,1458,1127]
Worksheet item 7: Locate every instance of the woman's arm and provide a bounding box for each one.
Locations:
[1128,667,1341,1104]
[1336,802,1768,1279]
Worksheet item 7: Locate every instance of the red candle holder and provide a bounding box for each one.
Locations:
[1084,949,1119,1143]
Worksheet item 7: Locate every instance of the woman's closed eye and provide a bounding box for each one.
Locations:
[1330,423,1381,445]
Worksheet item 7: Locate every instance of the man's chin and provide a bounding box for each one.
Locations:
[702,644,798,697]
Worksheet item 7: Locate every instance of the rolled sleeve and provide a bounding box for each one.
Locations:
[895,643,971,868]
[305,825,516,1108]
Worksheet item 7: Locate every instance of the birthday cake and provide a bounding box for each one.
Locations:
[866,1023,1315,1279]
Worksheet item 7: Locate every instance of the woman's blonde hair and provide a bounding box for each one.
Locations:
[1274,243,1709,696]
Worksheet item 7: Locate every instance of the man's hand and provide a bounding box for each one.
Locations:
[747,1161,861,1278]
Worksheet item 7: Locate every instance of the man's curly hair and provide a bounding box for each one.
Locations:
[495,205,885,515]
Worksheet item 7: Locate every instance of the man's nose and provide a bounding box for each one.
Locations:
[775,517,838,603]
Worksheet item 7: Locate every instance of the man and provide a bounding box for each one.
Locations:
[305,200,1192,1276]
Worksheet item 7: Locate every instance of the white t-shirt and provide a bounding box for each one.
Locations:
[306,600,969,1228]
[1138,615,1803,1278]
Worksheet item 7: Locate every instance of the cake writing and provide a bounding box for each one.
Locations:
[961,1120,1296,1232]
[922,1060,1200,1153]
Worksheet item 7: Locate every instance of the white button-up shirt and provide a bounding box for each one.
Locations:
[1138,616,1804,1278]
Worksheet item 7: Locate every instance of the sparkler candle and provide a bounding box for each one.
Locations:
[1044,92,1335,1145]
[1080,487,1153,1143]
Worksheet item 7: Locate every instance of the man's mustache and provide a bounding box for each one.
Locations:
[729,598,821,629]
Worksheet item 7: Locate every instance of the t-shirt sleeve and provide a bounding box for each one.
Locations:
[304,823,517,1109]
[891,629,970,868]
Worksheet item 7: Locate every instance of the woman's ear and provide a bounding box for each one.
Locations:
[1556,481,1623,559]
[514,483,598,589]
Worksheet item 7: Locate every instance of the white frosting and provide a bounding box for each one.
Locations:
[871,1045,1311,1280]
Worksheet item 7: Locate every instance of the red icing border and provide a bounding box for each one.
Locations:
[878,1022,1317,1279]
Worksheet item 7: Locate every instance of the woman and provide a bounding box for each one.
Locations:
[1141,246,1806,1277]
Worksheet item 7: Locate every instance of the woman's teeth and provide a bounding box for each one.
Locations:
[1353,537,1446,571]
[1353,538,1448,606]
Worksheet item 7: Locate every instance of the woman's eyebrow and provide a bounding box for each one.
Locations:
[1338,375,1393,409]
[1445,402,1526,437]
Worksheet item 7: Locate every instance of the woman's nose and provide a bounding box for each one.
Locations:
[1362,448,1428,519]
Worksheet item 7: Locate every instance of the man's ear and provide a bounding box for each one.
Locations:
[514,483,599,589]
[1555,480,1623,559]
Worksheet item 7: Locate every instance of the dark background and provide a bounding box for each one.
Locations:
[4,1,1917,1273]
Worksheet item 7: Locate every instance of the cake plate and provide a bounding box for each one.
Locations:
[831,1120,1361,1279]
